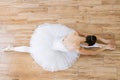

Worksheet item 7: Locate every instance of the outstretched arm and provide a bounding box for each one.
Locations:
[96,35,113,44]
[76,30,90,37]
[77,30,114,44]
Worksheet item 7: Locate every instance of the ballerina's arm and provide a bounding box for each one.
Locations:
[96,35,113,44]
[77,30,112,44]
[76,30,92,37]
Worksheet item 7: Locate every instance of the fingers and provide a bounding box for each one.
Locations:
[105,44,116,50]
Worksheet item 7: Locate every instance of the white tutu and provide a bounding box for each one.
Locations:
[1,23,102,72]
[29,23,80,71]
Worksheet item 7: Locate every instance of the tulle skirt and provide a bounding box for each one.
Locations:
[29,23,80,71]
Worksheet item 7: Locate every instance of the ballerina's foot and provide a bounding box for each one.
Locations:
[106,44,116,50]
[1,45,13,52]
[109,39,116,50]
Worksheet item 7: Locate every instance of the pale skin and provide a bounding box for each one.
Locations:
[63,31,116,55]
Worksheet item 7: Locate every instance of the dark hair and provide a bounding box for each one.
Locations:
[85,35,97,46]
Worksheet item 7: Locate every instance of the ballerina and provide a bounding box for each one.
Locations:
[2,23,116,72]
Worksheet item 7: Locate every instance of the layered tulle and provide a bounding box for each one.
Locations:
[29,23,80,71]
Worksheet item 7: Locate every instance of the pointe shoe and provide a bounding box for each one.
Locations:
[0,45,13,52]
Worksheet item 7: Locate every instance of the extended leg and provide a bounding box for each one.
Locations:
[1,45,30,52]
[78,44,115,56]
[95,43,116,50]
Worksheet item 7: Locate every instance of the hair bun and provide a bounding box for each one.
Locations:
[85,35,97,46]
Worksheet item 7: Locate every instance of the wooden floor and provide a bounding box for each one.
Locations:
[0,0,120,80]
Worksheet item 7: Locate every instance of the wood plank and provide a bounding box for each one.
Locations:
[0,0,120,80]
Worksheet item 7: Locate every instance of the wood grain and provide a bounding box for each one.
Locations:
[0,0,120,80]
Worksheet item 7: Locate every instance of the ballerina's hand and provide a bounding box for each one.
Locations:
[105,44,116,50]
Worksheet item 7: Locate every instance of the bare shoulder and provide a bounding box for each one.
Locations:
[63,31,81,51]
